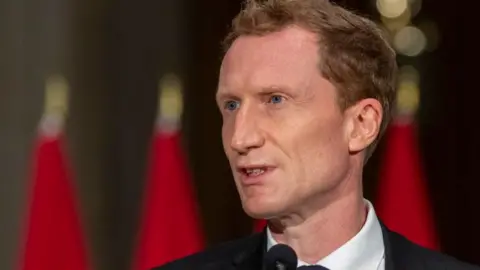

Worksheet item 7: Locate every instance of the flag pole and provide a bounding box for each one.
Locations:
[19,74,92,270]
[132,73,204,270]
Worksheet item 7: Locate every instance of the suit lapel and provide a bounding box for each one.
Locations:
[381,222,414,270]
[230,231,266,270]
[381,222,395,270]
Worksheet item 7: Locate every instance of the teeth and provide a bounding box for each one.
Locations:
[246,168,265,176]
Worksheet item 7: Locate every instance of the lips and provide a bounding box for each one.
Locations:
[236,164,275,185]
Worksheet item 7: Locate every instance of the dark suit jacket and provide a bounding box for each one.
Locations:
[153,224,480,270]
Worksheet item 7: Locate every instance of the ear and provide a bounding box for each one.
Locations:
[344,98,383,153]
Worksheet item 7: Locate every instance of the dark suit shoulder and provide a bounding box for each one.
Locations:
[151,232,264,270]
[388,230,480,270]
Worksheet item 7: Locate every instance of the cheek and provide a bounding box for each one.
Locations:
[292,117,348,179]
[221,119,233,151]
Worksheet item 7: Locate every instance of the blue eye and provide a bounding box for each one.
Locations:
[224,100,240,111]
[268,95,284,104]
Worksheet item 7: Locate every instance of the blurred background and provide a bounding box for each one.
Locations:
[1,0,479,269]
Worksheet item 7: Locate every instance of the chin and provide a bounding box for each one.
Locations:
[241,196,284,219]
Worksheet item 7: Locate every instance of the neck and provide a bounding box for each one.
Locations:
[268,173,366,264]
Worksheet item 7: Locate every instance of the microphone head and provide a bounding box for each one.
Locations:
[264,244,297,270]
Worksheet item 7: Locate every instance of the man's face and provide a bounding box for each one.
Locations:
[217,26,353,219]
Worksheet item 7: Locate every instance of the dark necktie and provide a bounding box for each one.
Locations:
[297,265,330,269]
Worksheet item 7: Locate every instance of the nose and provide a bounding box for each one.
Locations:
[230,106,265,155]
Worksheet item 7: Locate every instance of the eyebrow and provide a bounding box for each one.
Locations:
[215,85,294,102]
[258,85,293,94]
[215,90,238,104]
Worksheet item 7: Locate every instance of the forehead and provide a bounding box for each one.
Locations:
[218,26,320,95]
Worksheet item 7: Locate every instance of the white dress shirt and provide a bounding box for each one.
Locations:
[266,199,385,270]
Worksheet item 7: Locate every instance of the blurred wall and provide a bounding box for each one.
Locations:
[69,0,192,269]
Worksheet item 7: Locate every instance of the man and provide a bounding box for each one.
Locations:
[154,0,479,269]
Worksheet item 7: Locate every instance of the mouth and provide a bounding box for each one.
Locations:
[236,165,275,184]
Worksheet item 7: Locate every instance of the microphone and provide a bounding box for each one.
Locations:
[264,244,297,270]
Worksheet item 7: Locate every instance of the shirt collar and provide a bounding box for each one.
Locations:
[266,199,385,269]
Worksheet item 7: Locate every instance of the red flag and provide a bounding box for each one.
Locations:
[19,132,92,270]
[375,121,439,250]
[132,130,204,270]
